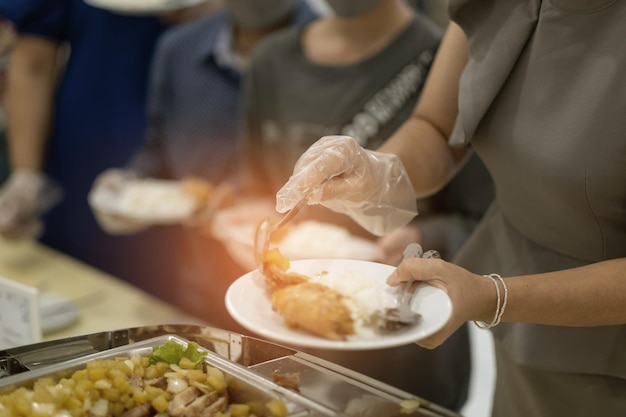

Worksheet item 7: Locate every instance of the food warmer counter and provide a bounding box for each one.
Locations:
[0,324,461,417]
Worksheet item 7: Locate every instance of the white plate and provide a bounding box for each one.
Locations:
[84,0,205,15]
[88,179,199,224]
[212,202,377,271]
[225,259,452,350]
[39,294,80,335]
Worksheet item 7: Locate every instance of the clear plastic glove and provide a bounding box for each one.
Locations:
[89,168,151,235]
[276,135,417,236]
[0,170,62,239]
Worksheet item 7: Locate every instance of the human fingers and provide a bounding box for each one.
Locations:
[276,136,361,212]
[0,185,39,232]
[0,197,19,229]
[386,257,450,287]
[0,218,42,240]
[291,135,361,175]
[388,259,466,349]
[93,168,136,192]
[388,258,495,348]
[388,258,485,310]
[416,319,465,350]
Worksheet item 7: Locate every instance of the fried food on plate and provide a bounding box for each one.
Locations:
[261,248,355,340]
[271,282,355,340]
[261,248,309,293]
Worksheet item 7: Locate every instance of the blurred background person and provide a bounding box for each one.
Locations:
[0,0,219,300]
[89,0,318,329]
[241,0,492,262]
[0,17,15,183]
[238,0,487,410]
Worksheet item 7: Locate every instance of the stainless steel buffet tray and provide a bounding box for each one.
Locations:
[0,324,461,417]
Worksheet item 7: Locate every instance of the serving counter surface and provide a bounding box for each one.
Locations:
[0,237,202,342]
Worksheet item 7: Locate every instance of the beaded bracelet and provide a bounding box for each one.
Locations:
[474,273,508,330]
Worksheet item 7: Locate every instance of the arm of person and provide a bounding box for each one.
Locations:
[4,34,60,171]
[275,23,472,235]
[378,22,470,199]
[389,257,626,349]
[497,258,626,327]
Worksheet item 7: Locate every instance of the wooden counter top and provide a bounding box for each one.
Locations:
[0,237,203,342]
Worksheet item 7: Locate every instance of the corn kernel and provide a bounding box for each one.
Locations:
[132,389,148,404]
[229,403,250,417]
[247,400,265,416]
[266,399,288,417]
[144,385,167,401]
[186,369,206,382]
[206,375,228,391]
[178,356,197,370]
[151,395,169,413]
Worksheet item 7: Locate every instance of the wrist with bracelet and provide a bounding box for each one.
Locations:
[474,273,508,330]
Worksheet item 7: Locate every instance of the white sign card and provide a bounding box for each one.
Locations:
[0,276,42,350]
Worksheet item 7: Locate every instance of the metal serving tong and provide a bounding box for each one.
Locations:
[376,243,441,332]
[253,196,308,269]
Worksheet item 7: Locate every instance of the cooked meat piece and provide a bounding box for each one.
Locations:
[145,376,167,390]
[168,386,202,416]
[128,374,144,390]
[199,396,228,417]
[262,248,308,294]
[272,370,301,391]
[177,391,225,417]
[271,282,355,340]
[120,403,154,417]
[172,389,229,417]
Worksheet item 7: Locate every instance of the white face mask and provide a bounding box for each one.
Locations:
[325,0,382,18]
[226,0,295,30]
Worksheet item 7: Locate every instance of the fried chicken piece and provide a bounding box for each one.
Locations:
[272,370,301,391]
[261,247,355,340]
[262,248,309,294]
[271,282,355,340]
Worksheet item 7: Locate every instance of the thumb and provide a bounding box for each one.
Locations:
[275,175,305,213]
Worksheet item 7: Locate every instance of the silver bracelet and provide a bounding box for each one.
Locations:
[494,274,508,325]
[474,273,507,330]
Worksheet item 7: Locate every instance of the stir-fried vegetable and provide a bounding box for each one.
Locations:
[148,340,207,367]
[0,340,288,417]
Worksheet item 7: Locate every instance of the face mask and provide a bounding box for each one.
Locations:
[325,0,382,18]
[226,0,295,30]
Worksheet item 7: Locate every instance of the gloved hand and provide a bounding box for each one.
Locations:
[89,168,151,235]
[0,170,62,239]
[276,136,418,236]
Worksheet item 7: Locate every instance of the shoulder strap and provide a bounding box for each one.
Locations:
[340,47,437,148]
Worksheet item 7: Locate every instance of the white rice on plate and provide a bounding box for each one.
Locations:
[309,269,396,337]
[279,221,376,260]
[115,179,198,220]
